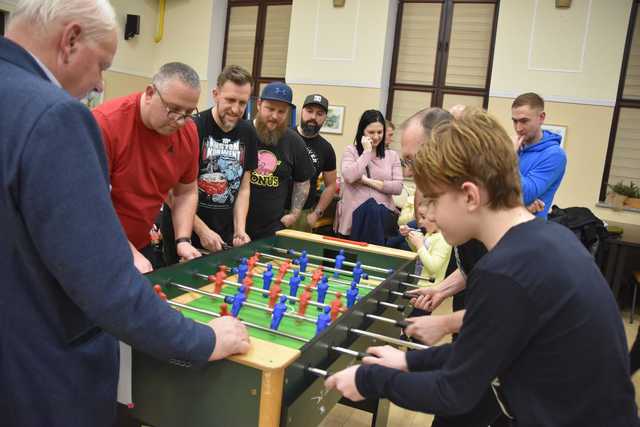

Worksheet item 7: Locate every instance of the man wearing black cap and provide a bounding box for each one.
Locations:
[246,82,314,239]
[290,94,337,232]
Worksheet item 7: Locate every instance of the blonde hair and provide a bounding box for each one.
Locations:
[10,0,117,41]
[414,107,522,210]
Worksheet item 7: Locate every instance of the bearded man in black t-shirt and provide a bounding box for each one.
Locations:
[163,65,258,263]
[246,82,314,240]
[290,94,337,232]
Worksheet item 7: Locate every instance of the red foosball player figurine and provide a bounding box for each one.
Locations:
[153,284,167,301]
[243,275,254,296]
[273,274,283,289]
[311,267,323,285]
[248,253,260,270]
[330,292,343,322]
[297,285,313,316]
[268,283,282,309]
[278,260,291,278]
[212,268,228,294]
[219,303,230,316]
[213,275,224,294]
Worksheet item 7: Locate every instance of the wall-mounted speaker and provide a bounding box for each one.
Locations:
[124,14,140,40]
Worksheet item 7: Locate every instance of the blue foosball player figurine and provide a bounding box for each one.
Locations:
[289,270,302,303]
[262,264,274,296]
[346,281,359,308]
[298,255,308,273]
[271,296,288,330]
[230,285,247,318]
[317,275,329,305]
[352,261,364,284]
[333,249,345,278]
[234,262,248,283]
[315,306,331,335]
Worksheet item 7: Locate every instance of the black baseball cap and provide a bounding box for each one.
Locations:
[302,94,329,113]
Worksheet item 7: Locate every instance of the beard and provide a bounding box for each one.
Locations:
[300,119,322,137]
[255,114,287,146]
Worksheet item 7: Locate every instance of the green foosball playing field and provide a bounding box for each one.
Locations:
[172,256,384,349]
[131,230,418,427]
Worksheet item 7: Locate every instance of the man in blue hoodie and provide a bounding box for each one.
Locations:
[512,93,566,218]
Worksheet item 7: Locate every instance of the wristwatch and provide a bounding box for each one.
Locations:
[175,237,192,245]
[314,209,324,217]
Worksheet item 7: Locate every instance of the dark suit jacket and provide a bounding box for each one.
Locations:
[0,36,214,427]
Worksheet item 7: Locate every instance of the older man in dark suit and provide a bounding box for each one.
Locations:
[0,1,249,426]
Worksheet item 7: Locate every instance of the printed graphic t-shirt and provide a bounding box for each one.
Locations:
[194,109,258,241]
[247,127,314,239]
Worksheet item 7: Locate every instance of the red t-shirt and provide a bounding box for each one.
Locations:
[93,93,198,249]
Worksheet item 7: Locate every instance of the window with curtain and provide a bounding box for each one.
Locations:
[223,0,292,97]
[387,0,499,126]
[600,0,640,201]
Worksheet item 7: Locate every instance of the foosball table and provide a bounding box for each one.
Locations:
[130,230,428,427]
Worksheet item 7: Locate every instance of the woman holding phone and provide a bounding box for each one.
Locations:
[335,110,403,239]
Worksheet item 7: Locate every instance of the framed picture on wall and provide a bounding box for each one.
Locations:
[542,124,567,149]
[321,105,345,135]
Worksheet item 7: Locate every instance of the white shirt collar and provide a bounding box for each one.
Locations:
[27,51,62,88]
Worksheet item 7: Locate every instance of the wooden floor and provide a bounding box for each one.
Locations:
[319,299,640,427]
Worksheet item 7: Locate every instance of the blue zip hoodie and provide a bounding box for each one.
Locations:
[518,130,567,218]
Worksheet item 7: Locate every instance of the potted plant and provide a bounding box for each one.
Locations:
[607,181,640,210]
[624,182,640,209]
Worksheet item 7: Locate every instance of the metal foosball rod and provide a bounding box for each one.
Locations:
[192,272,329,310]
[348,328,429,351]
[248,259,376,291]
[271,246,392,275]
[365,313,410,329]
[235,260,358,297]
[168,300,309,343]
[274,247,433,281]
[307,367,332,378]
[187,273,411,327]
[378,300,406,312]
[330,346,369,360]
[259,252,423,289]
[165,281,317,324]
[242,260,414,302]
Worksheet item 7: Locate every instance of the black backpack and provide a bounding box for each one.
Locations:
[547,205,609,256]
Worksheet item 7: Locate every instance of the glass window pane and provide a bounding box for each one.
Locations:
[445,3,495,88]
[623,12,640,99]
[608,108,640,187]
[442,93,484,111]
[395,3,442,85]
[225,6,259,73]
[261,5,292,78]
[391,90,432,126]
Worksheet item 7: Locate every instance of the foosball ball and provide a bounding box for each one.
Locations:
[130,230,430,427]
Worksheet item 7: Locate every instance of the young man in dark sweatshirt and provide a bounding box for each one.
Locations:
[325,107,639,426]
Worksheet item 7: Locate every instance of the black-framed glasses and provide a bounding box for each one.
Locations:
[153,84,199,122]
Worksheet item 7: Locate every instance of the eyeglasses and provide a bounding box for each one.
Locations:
[153,84,199,122]
[400,157,415,170]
